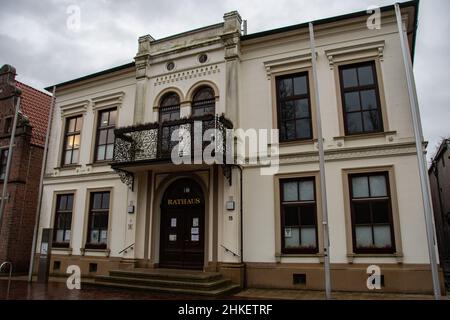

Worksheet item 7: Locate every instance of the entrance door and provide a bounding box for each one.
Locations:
[159,179,205,270]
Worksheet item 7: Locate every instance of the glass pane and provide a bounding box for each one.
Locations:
[98,130,107,145]
[369,175,387,197]
[160,112,171,123]
[300,206,315,225]
[66,195,73,210]
[358,65,375,86]
[300,227,316,248]
[284,207,299,226]
[64,150,72,165]
[284,227,300,248]
[281,101,295,120]
[295,119,311,139]
[71,149,79,163]
[294,76,307,95]
[352,176,369,198]
[56,230,64,242]
[90,230,99,243]
[372,202,390,223]
[346,113,363,134]
[284,120,296,140]
[102,192,110,209]
[109,110,117,126]
[299,180,314,201]
[100,230,108,244]
[68,118,76,133]
[363,110,381,132]
[97,145,106,161]
[73,134,80,148]
[75,117,82,131]
[100,112,109,127]
[279,78,293,97]
[342,68,358,88]
[360,90,377,110]
[283,182,298,201]
[92,193,102,209]
[354,202,371,224]
[105,144,114,160]
[57,214,66,229]
[65,213,72,229]
[107,129,115,144]
[65,230,71,241]
[66,136,74,149]
[344,92,360,112]
[59,195,67,210]
[295,99,309,118]
[373,225,392,248]
[355,226,373,248]
[94,214,108,228]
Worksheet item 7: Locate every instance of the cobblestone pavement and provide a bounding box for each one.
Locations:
[0,278,448,300]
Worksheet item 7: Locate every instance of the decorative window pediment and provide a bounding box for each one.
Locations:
[325,40,385,69]
[60,100,89,118]
[91,91,125,111]
[264,52,313,79]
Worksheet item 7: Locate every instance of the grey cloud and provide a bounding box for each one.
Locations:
[0,0,448,161]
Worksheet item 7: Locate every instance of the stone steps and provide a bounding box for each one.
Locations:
[94,268,240,297]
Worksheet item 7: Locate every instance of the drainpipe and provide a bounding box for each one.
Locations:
[28,86,56,282]
[233,164,245,287]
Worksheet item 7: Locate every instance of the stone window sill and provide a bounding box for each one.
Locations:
[276,253,325,263]
[54,165,82,171]
[347,252,403,264]
[333,131,397,142]
[81,247,110,257]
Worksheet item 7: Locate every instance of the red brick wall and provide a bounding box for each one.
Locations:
[0,65,49,274]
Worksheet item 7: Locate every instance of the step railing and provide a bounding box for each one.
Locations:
[0,261,12,300]
[118,243,135,255]
[220,245,240,258]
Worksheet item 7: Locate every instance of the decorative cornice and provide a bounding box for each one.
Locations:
[91,91,125,110]
[263,52,313,79]
[325,40,385,69]
[60,100,89,117]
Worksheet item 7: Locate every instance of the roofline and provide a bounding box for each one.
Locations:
[44,62,135,92]
[45,1,419,92]
[241,0,420,57]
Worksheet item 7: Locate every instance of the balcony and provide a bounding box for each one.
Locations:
[111,114,233,189]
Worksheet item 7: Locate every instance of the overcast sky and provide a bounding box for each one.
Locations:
[0,0,448,160]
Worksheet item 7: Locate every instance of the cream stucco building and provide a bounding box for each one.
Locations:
[35,0,445,294]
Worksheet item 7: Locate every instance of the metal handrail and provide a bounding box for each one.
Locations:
[220,245,240,258]
[118,243,135,255]
[0,261,12,300]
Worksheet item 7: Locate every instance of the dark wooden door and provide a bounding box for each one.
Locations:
[159,179,205,270]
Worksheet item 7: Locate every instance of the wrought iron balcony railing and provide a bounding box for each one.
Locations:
[111,114,233,189]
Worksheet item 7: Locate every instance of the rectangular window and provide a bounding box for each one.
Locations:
[95,108,116,161]
[349,172,395,254]
[62,115,82,166]
[276,73,313,142]
[53,194,74,248]
[339,61,383,135]
[280,178,318,254]
[0,149,8,180]
[86,191,110,249]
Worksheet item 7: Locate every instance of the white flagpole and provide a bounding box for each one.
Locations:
[309,22,332,300]
[28,86,56,282]
[394,3,441,299]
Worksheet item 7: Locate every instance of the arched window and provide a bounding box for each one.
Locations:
[192,86,215,116]
[159,92,180,123]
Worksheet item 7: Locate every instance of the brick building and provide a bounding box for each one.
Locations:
[429,139,450,289]
[0,64,52,274]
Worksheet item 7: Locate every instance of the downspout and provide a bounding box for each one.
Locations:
[234,164,245,287]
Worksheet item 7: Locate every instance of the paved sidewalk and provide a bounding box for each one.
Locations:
[1,277,448,300]
[235,288,449,300]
